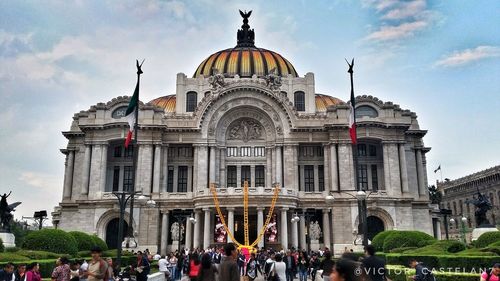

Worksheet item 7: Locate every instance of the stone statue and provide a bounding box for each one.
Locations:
[309,221,322,240]
[466,188,493,227]
[263,67,282,92]
[228,119,264,142]
[208,68,227,91]
[0,191,21,233]
[170,222,180,241]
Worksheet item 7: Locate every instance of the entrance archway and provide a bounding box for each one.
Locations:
[106,218,129,249]
[366,216,384,241]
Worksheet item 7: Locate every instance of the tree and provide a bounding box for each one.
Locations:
[9,219,31,246]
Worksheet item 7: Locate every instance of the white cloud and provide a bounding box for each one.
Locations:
[18,171,61,191]
[365,20,428,41]
[435,46,500,67]
[381,0,426,20]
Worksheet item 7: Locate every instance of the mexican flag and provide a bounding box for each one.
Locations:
[124,60,143,148]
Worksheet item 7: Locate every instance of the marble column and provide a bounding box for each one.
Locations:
[236,165,241,188]
[416,149,426,196]
[193,210,201,249]
[338,144,354,190]
[314,165,319,192]
[330,144,339,191]
[250,165,255,187]
[197,145,208,190]
[220,148,226,188]
[293,146,299,191]
[275,146,282,186]
[215,146,220,184]
[388,143,402,195]
[292,214,299,249]
[203,208,211,249]
[383,144,391,191]
[160,210,169,255]
[266,148,272,187]
[399,143,409,193]
[322,209,331,250]
[299,214,306,251]
[81,145,91,195]
[209,146,216,185]
[227,207,235,243]
[152,145,162,193]
[63,150,75,200]
[185,214,193,250]
[162,145,169,192]
[281,208,288,250]
[283,146,293,189]
[99,144,108,192]
[257,207,264,248]
[192,146,198,191]
[323,145,330,192]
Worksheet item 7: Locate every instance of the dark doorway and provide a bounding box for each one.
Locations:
[234,214,257,245]
[106,218,129,249]
[365,216,385,241]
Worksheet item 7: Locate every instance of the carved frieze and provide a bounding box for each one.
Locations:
[228,118,264,142]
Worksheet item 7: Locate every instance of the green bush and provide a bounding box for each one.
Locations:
[77,250,91,258]
[90,235,108,251]
[389,247,418,253]
[372,230,398,251]
[385,253,498,272]
[15,250,63,260]
[410,240,466,255]
[5,247,20,253]
[68,231,95,252]
[386,265,480,281]
[489,240,500,247]
[382,231,435,253]
[0,252,30,262]
[0,238,4,252]
[22,229,78,256]
[475,231,500,248]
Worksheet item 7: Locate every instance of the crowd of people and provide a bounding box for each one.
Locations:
[0,244,499,281]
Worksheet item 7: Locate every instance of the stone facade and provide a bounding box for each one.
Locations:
[53,14,433,254]
[438,165,500,241]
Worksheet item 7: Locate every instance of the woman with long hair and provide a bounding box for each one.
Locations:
[25,263,41,281]
[246,253,262,281]
[297,251,309,281]
[188,253,201,281]
[197,253,217,281]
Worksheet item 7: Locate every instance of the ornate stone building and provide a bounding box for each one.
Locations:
[438,165,500,240]
[53,13,434,254]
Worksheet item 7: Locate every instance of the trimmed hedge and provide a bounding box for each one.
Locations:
[386,265,481,281]
[15,250,64,260]
[5,247,20,253]
[22,229,78,256]
[382,231,436,253]
[0,253,30,262]
[475,231,500,248]
[68,231,95,252]
[384,253,498,272]
[90,235,108,251]
[372,230,398,251]
[408,240,466,255]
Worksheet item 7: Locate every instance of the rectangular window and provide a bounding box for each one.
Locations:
[241,147,251,157]
[112,166,120,191]
[300,146,315,157]
[177,166,188,192]
[318,165,325,191]
[123,166,134,192]
[357,144,367,156]
[371,165,378,191]
[178,147,193,157]
[369,145,377,157]
[167,166,174,192]
[317,147,324,157]
[124,146,134,158]
[255,165,265,187]
[254,147,265,157]
[304,165,314,192]
[358,164,368,190]
[241,166,251,186]
[113,146,122,158]
[227,166,237,187]
[168,147,177,158]
[227,147,238,157]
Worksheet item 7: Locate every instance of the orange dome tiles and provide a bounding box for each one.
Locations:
[149,95,176,113]
[315,94,344,112]
[193,47,298,78]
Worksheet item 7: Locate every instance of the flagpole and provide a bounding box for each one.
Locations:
[128,60,143,240]
[440,165,443,182]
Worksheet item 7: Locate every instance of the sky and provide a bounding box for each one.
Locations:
[0,0,499,223]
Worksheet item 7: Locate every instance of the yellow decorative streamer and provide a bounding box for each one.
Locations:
[210,182,280,249]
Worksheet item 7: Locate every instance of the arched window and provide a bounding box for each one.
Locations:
[356,105,378,118]
[186,91,198,112]
[294,91,305,111]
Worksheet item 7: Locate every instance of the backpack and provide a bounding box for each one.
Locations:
[264,261,274,275]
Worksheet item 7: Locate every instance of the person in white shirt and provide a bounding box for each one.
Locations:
[158,256,170,280]
[153,252,161,261]
[273,254,287,281]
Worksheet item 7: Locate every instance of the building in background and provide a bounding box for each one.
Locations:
[438,165,500,241]
[52,13,433,254]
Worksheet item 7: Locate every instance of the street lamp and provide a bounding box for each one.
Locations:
[460,216,468,244]
[291,213,300,223]
[112,190,141,268]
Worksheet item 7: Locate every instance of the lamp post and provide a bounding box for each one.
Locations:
[325,190,371,247]
[450,215,468,244]
[113,192,156,268]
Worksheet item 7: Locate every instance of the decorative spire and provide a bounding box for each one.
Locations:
[237,10,255,47]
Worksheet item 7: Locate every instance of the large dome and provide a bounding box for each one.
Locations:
[193,10,298,78]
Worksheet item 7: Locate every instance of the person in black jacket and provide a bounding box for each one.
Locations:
[320,251,334,281]
[361,245,386,281]
[13,264,26,281]
[0,263,15,281]
[284,250,296,281]
[409,259,435,281]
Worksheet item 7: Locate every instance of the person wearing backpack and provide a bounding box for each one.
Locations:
[481,263,500,281]
[409,259,435,281]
